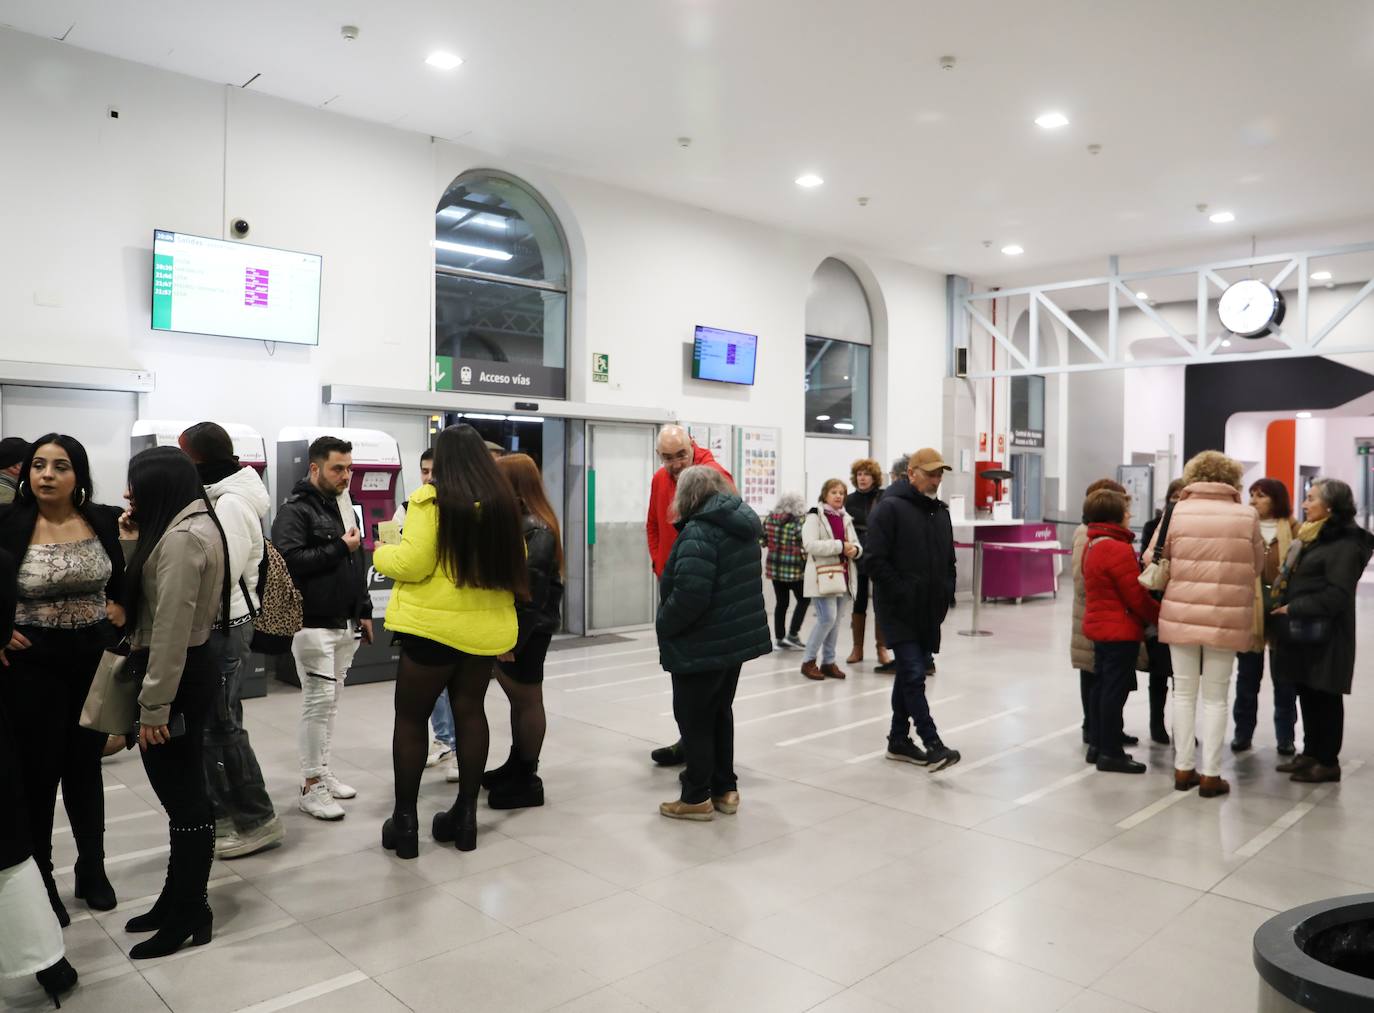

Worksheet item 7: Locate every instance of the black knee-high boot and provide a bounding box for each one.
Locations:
[125,852,175,933]
[129,824,214,959]
[1149,674,1170,745]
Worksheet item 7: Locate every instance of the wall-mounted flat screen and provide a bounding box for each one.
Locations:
[151,230,322,345]
[692,325,757,385]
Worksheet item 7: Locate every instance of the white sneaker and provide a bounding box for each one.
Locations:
[299,783,345,821]
[216,816,285,859]
[425,740,453,768]
[321,771,357,799]
[443,754,460,783]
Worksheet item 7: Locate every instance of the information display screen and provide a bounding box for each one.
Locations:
[691,325,757,385]
[151,230,322,345]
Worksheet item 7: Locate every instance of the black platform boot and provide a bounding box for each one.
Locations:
[487,759,544,810]
[381,810,419,859]
[432,797,479,851]
[481,747,519,790]
[129,825,214,960]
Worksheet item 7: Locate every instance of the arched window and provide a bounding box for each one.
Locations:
[805,258,872,437]
[434,171,569,397]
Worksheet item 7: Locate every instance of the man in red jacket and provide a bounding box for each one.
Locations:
[646,425,734,766]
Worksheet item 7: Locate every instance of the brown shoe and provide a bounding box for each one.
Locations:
[1291,762,1341,784]
[1276,754,1317,774]
[1174,768,1200,792]
[801,661,824,681]
[1199,775,1231,798]
[821,663,847,680]
[846,614,865,664]
[659,799,714,821]
[712,791,740,815]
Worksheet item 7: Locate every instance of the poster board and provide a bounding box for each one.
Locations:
[685,422,735,474]
[737,426,781,515]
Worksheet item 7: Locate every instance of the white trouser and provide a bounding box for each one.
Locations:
[1169,644,1234,777]
[0,858,64,978]
[293,627,359,781]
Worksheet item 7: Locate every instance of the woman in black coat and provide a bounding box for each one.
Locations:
[0,435,126,926]
[656,466,771,822]
[1271,478,1374,783]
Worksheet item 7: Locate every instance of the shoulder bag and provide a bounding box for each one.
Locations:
[79,642,149,735]
[1138,501,1176,592]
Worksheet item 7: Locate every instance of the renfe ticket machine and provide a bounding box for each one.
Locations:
[275,427,402,686]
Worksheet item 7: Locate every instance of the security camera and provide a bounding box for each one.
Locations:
[231,218,250,238]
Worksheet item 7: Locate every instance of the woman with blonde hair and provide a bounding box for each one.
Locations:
[845,458,891,667]
[1149,450,1263,798]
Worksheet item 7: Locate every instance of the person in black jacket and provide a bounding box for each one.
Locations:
[270,436,373,822]
[0,434,126,925]
[845,458,893,668]
[863,448,961,771]
[1138,478,1184,745]
[656,466,771,821]
[482,453,564,810]
[1271,478,1374,784]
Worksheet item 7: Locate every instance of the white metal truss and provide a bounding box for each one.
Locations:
[956,241,1374,378]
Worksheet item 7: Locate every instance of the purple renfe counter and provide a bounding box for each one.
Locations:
[974,522,1060,601]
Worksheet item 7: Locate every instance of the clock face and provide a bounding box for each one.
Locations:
[1218,279,1280,338]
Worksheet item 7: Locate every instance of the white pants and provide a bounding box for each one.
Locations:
[0,858,64,978]
[293,627,358,780]
[1170,644,1234,777]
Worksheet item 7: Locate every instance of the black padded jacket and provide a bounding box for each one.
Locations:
[270,479,372,626]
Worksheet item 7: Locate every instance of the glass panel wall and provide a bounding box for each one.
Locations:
[804,336,871,438]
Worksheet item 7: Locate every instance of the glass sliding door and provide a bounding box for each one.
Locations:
[587,422,657,631]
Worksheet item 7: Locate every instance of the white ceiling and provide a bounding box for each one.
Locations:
[6,0,1374,278]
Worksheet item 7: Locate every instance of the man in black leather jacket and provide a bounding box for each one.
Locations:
[271,436,372,821]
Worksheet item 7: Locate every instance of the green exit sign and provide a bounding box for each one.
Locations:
[1360,445,1372,456]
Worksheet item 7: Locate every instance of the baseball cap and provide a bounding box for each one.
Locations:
[909,448,951,473]
[0,436,28,470]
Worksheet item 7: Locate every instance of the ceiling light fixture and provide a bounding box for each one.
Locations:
[1311,270,1332,281]
[464,412,509,421]
[1001,244,1024,256]
[1034,112,1069,129]
[426,51,463,69]
[1296,411,1313,419]
[433,240,512,261]
[1221,339,1232,348]
[815,415,831,422]
[1209,210,1236,224]
[833,422,855,431]
[1135,291,1149,300]
[795,174,824,188]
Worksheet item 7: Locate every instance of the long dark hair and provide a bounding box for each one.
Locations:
[124,447,229,627]
[497,453,564,576]
[1248,477,1293,520]
[432,424,528,597]
[17,433,94,507]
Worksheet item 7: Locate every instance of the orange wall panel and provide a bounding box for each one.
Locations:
[1265,419,1296,502]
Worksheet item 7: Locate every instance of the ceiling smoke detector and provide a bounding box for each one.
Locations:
[939,55,956,71]
[676,136,692,148]
[340,25,359,41]
[857,196,870,207]
[1087,143,1102,155]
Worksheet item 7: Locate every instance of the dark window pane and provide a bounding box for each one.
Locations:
[804,336,870,437]
[435,175,567,286]
[436,274,567,371]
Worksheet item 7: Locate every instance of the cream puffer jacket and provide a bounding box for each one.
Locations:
[1148,482,1264,651]
[1069,524,1094,671]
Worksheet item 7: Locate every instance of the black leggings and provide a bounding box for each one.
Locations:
[393,638,493,814]
[854,573,871,616]
[771,580,808,639]
[142,645,216,827]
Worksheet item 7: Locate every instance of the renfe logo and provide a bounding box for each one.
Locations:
[460,366,473,385]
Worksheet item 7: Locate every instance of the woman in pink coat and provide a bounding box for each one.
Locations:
[1149,451,1263,798]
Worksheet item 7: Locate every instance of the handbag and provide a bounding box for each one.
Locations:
[1138,501,1176,592]
[814,561,849,597]
[1277,615,1331,646]
[79,643,147,735]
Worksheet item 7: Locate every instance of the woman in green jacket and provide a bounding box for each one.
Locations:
[373,424,527,855]
[656,466,771,821]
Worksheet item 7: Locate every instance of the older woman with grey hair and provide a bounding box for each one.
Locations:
[655,466,771,820]
[1270,478,1374,783]
[763,491,809,649]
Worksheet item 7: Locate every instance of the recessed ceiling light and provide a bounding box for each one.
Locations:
[1296,411,1313,419]
[815,415,831,421]
[833,422,855,431]
[426,51,463,69]
[1001,244,1024,256]
[1135,291,1149,300]
[1209,210,1235,224]
[1035,112,1069,129]
[795,174,824,188]
[1311,270,1332,281]
[1221,339,1232,347]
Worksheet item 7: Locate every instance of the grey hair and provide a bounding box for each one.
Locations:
[771,491,805,516]
[1312,478,1357,523]
[890,455,909,480]
[672,465,731,521]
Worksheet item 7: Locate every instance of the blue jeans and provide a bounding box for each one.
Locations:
[889,641,939,746]
[430,688,456,749]
[204,624,277,833]
[1233,650,1298,746]
[803,594,851,665]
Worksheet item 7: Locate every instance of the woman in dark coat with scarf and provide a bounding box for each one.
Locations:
[844,458,891,667]
[1271,478,1374,783]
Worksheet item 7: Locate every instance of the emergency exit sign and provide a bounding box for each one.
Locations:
[1360,445,1372,455]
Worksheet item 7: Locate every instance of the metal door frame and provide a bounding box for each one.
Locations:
[585,420,659,635]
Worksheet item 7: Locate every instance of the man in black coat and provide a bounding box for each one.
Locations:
[271,436,373,821]
[864,448,961,771]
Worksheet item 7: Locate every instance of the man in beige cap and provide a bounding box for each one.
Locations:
[862,448,961,771]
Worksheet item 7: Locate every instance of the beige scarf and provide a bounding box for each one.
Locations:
[1251,517,1297,649]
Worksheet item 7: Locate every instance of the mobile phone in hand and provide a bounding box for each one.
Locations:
[168,713,187,738]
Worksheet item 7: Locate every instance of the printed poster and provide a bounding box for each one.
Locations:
[737,426,780,515]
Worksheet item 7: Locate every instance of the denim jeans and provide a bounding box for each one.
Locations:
[293,627,358,780]
[204,623,277,833]
[1233,650,1298,747]
[803,594,852,665]
[430,688,456,749]
[888,640,939,746]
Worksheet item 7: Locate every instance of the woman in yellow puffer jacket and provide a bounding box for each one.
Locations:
[373,424,527,856]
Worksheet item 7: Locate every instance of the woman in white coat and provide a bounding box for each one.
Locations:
[800,478,862,681]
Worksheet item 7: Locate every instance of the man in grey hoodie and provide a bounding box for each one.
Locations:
[180,423,283,858]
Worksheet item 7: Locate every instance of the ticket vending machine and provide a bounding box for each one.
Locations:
[275,427,402,686]
[131,419,274,698]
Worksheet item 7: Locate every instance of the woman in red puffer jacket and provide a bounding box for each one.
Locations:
[1082,488,1160,775]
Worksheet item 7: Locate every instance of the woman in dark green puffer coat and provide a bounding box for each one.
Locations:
[656,466,771,821]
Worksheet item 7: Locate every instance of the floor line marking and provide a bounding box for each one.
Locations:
[543,645,658,667]
[1115,789,1193,830]
[56,783,128,802]
[136,916,297,968]
[1233,759,1365,858]
[777,714,894,748]
[845,706,1023,764]
[1014,765,1099,805]
[635,669,801,707]
[55,844,169,878]
[54,811,153,835]
[231,971,371,1013]
[937,722,1081,779]
[545,657,663,681]
[568,661,800,693]
[69,875,239,925]
[737,687,910,728]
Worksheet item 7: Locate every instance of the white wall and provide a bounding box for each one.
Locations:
[0,29,946,505]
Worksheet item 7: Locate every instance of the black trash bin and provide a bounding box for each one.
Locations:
[1254,894,1374,1010]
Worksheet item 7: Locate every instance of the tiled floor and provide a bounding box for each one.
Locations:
[5,583,1373,1012]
